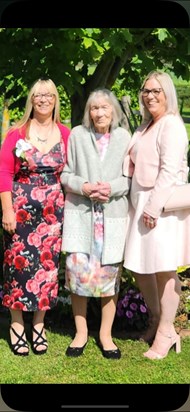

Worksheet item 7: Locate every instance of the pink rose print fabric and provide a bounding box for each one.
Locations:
[2,142,66,311]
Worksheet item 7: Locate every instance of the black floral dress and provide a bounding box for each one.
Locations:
[2,141,66,311]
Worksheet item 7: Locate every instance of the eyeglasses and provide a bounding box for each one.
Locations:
[33,93,55,101]
[140,88,163,97]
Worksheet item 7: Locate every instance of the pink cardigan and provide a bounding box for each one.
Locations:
[0,122,70,192]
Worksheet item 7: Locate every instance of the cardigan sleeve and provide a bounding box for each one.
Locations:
[57,122,70,161]
[0,128,22,192]
[60,130,87,194]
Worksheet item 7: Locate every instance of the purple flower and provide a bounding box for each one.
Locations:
[116,285,149,330]
[117,307,124,317]
[126,310,133,318]
[122,295,129,307]
[128,289,134,295]
[130,302,138,311]
[116,300,124,317]
[134,292,141,299]
[140,304,147,313]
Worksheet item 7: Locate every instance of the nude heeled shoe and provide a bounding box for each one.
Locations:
[143,330,181,360]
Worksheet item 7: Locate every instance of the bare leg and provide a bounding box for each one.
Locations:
[10,309,28,354]
[99,294,118,350]
[69,293,88,347]
[33,310,47,352]
[144,271,181,359]
[156,271,181,334]
[133,272,160,342]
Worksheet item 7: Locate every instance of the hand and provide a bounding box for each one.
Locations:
[89,181,111,203]
[82,182,98,197]
[2,209,16,234]
[143,212,158,229]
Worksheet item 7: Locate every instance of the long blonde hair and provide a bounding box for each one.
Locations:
[139,71,180,123]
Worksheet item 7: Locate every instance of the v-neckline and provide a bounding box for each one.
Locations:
[30,141,60,156]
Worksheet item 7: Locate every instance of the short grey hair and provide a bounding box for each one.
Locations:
[82,88,122,130]
[139,71,180,123]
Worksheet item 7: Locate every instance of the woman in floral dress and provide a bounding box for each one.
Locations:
[61,89,131,359]
[0,78,70,355]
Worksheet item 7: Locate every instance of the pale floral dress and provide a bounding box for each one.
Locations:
[65,132,122,297]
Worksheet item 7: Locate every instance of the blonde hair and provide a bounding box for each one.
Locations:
[139,71,180,123]
[82,88,122,130]
[11,78,60,130]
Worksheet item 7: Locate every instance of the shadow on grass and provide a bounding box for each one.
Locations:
[0,305,144,354]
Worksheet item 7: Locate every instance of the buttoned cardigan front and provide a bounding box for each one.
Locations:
[61,125,131,264]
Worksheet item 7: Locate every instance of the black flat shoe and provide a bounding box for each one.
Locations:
[101,347,121,359]
[98,342,121,359]
[32,325,48,355]
[10,325,29,356]
[66,342,87,357]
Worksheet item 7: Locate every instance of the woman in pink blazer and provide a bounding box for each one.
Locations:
[123,70,190,359]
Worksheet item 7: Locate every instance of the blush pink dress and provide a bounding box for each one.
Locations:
[124,135,190,274]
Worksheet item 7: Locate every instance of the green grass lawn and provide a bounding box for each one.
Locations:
[0,312,190,384]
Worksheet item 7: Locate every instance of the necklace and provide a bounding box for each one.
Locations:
[35,135,48,144]
[33,122,54,144]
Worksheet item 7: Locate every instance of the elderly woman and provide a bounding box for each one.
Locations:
[61,88,131,358]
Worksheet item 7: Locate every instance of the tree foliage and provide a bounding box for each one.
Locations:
[0,28,190,126]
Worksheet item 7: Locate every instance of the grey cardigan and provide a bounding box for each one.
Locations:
[61,125,131,264]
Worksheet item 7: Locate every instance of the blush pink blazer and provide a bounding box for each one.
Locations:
[123,114,189,218]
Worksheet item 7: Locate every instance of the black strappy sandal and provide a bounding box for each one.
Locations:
[32,325,48,355]
[10,325,29,356]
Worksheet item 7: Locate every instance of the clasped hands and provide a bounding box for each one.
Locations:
[82,181,111,203]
